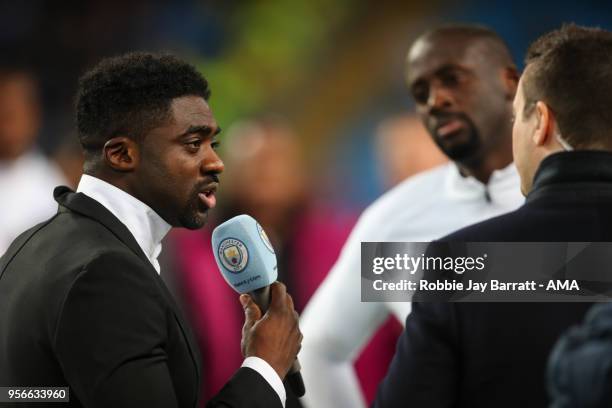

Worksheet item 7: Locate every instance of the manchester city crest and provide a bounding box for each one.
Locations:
[257,222,275,254]
[218,238,249,273]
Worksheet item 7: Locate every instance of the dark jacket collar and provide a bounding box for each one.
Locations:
[54,186,151,266]
[527,150,612,202]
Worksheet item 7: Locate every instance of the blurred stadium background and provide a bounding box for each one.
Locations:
[2,0,612,404]
[3,0,611,206]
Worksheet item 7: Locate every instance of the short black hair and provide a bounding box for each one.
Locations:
[420,24,515,68]
[76,52,210,156]
[523,24,612,149]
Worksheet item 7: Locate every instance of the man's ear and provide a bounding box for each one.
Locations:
[502,67,520,100]
[532,101,553,147]
[103,137,139,172]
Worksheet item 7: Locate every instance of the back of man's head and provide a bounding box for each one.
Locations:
[523,24,612,150]
[76,52,210,167]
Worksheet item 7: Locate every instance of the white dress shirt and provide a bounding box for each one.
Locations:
[77,174,286,406]
[300,162,525,408]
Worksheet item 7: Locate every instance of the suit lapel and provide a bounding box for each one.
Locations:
[54,186,202,396]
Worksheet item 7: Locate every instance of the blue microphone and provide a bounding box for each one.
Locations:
[212,214,305,397]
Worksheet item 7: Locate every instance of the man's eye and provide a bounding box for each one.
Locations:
[187,140,202,149]
[211,140,221,150]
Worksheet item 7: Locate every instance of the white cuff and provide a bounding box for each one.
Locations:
[241,356,286,407]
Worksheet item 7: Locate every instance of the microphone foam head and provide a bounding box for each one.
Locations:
[212,214,278,293]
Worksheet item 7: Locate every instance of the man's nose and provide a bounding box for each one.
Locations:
[427,83,454,112]
[202,149,224,174]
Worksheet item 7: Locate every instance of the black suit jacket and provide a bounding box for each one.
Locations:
[0,187,282,408]
[374,151,612,408]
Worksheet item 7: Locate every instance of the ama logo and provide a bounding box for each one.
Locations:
[218,238,249,273]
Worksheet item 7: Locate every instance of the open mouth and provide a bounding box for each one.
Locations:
[198,185,217,209]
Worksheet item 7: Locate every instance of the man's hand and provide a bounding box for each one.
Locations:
[240,282,302,379]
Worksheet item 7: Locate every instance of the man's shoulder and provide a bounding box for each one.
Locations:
[440,205,528,241]
[47,210,128,249]
[0,212,154,334]
[363,164,452,221]
[3,208,142,275]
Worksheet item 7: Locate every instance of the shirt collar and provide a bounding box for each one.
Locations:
[444,162,519,201]
[76,174,172,272]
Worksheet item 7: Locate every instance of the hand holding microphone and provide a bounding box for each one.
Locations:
[212,215,305,397]
[239,282,301,379]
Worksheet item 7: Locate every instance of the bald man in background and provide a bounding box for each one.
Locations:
[300,25,524,408]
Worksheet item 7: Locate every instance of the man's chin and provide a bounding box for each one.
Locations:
[433,125,481,162]
[442,144,480,162]
[179,211,209,230]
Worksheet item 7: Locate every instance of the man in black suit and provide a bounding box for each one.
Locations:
[374,24,612,407]
[0,53,302,408]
